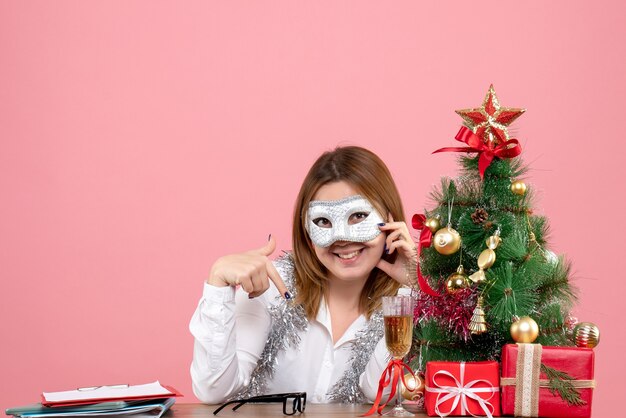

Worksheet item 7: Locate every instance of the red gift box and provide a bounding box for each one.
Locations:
[425,361,500,417]
[501,344,595,417]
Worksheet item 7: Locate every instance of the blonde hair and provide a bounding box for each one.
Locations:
[292,146,404,320]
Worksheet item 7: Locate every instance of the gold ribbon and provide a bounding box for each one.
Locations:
[502,344,596,417]
[500,378,596,389]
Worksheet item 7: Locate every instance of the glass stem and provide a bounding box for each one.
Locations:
[396,376,403,408]
[394,362,403,409]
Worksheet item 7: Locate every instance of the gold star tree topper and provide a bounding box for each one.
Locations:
[455,85,526,145]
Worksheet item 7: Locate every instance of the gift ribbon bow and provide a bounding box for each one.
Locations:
[363,359,415,416]
[425,362,498,418]
[433,126,522,179]
[411,214,441,297]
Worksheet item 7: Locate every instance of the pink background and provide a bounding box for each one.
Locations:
[1,1,624,415]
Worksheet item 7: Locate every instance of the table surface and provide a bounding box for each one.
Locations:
[170,402,428,417]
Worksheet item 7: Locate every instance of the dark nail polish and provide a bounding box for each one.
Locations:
[248,294,254,299]
[268,233,272,241]
[378,223,386,226]
[284,291,292,300]
[383,243,388,252]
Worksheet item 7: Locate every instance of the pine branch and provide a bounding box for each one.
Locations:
[429,173,534,215]
[534,303,573,346]
[461,211,520,258]
[460,155,528,179]
[414,318,503,358]
[540,364,586,406]
[496,227,529,261]
[536,257,578,306]
[536,332,574,347]
[484,262,539,328]
[429,178,457,207]
[529,215,550,245]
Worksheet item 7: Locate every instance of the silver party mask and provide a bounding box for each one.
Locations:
[306,195,384,248]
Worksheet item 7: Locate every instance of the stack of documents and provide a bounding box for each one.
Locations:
[6,382,182,418]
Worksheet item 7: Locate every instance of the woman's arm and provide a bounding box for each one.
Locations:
[189,283,276,404]
[189,237,289,403]
[359,337,392,402]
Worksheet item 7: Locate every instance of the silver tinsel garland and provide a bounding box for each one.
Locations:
[231,253,307,400]
[231,252,385,403]
[327,310,384,403]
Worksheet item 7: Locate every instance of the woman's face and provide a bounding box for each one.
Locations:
[309,181,386,284]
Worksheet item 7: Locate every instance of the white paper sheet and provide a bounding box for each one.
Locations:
[42,381,173,403]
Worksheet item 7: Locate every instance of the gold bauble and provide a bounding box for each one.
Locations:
[510,316,539,343]
[433,227,462,255]
[445,266,470,294]
[401,372,425,400]
[573,322,600,348]
[424,217,441,233]
[477,248,496,269]
[511,180,527,196]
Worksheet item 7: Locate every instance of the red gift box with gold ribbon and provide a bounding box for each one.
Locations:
[425,361,500,417]
[501,344,595,417]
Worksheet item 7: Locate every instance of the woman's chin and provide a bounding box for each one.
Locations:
[316,243,383,283]
[327,258,376,282]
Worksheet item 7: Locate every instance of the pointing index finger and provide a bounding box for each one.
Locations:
[266,259,292,299]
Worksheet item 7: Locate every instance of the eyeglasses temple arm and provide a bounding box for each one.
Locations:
[231,396,286,411]
[212,400,244,415]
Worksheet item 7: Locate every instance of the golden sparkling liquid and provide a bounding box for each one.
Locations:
[384,315,413,358]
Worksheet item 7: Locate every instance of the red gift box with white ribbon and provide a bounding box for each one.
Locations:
[501,344,595,417]
[425,361,500,417]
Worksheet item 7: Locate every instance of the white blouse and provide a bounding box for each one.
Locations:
[189,262,394,404]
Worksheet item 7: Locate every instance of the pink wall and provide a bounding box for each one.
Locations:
[1,1,623,415]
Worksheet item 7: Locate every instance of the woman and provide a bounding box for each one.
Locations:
[189,146,416,404]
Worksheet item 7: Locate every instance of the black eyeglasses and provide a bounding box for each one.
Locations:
[213,392,307,415]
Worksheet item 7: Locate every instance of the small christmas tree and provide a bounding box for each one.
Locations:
[410,85,578,369]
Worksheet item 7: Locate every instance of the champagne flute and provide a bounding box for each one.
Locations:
[382,296,415,417]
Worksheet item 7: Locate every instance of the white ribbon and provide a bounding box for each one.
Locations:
[425,362,499,418]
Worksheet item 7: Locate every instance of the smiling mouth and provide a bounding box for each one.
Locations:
[334,248,363,260]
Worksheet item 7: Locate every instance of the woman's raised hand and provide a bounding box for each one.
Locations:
[375,215,418,286]
[207,236,291,299]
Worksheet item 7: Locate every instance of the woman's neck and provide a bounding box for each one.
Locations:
[325,274,369,343]
[326,274,368,310]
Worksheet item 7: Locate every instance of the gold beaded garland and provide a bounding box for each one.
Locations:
[477,248,496,269]
[486,235,502,249]
[469,269,486,283]
[470,230,501,283]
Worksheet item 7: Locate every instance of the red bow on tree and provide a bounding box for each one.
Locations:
[433,126,522,179]
[411,214,441,297]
